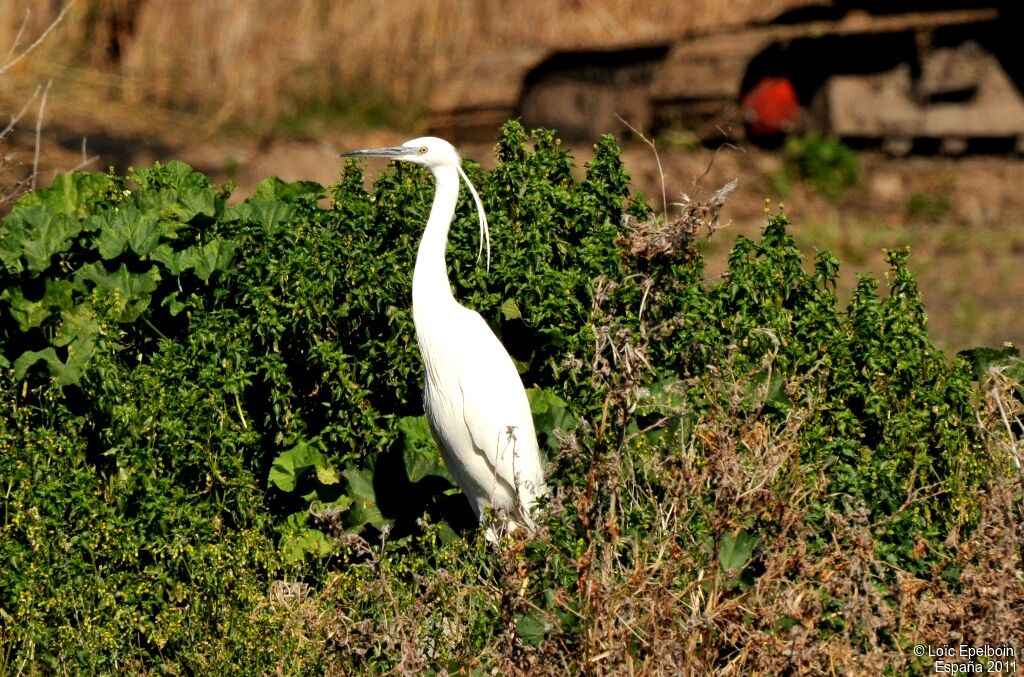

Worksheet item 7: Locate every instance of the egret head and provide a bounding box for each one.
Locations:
[341,136,459,169]
[342,136,490,269]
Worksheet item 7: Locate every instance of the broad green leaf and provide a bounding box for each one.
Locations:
[4,205,83,273]
[93,207,162,258]
[192,238,237,282]
[58,334,96,386]
[18,171,115,217]
[527,387,575,454]
[129,161,224,223]
[151,239,234,280]
[515,610,548,647]
[230,199,296,233]
[499,297,522,320]
[278,511,336,562]
[150,244,197,275]
[719,529,759,573]
[11,339,92,386]
[0,236,22,273]
[173,186,219,222]
[8,298,100,385]
[53,303,101,348]
[75,263,161,322]
[253,176,326,203]
[268,440,322,492]
[13,347,62,379]
[131,160,210,194]
[279,527,335,562]
[398,415,451,484]
[0,280,73,331]
[343,466,392,531]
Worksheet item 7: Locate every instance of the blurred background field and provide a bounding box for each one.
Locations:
[1,0,1022,352]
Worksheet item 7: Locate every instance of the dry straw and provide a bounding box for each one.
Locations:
[1,0,814,129]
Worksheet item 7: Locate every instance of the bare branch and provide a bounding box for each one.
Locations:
[62,135,99,173]
[617,114,667,216]
[31,80,52,190]
[3,9,32,67]
[0,0,78,77]
[63,155,100,175]
[0,83,42,139]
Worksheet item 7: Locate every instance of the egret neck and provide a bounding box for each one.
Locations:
[413,164,460,309]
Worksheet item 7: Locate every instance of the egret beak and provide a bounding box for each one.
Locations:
[340,146,411,159]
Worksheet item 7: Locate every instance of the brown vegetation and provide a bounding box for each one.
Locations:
[1,0,816,129]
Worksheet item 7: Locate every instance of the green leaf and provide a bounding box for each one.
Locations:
[253,176,326,203]
[58,334,96,386]
[0,280,73,331]
[278,511,336,562]
[398,415,451,483]
[92,207,162,258]
[150,243,191,275]
[53,302,101,348]
[173,185,218,222]
[515,610,548,647]
[21,171,115,217]
[268,440,322,492]
[499,297,522,321]
[192,238,237,282]
[129,161,224,223]
[8,299,101,385]
[12,347,62,379]
[3,205,83,273]
[719,529,759,573]
[11,338,93,386]
[343,466,392,531]
[75,263,161,322]
[229,199,296,233]
[161,291,187,316]
[527,387,575,454]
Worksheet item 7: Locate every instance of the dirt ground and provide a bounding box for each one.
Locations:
[4,115,1022,354]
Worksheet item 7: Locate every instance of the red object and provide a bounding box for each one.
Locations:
[742,76,800,136]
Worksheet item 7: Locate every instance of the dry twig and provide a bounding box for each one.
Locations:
[0,1,77,78]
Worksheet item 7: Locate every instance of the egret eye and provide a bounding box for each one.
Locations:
[418,146,428,155]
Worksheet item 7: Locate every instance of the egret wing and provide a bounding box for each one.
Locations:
[453,309,544,510]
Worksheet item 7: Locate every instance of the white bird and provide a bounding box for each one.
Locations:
[342,137,547,537]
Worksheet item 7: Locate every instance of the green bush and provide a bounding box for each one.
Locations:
[0,121,1013,673]
[774,132,860,200]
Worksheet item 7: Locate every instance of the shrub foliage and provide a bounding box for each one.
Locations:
[0,122,1018,674]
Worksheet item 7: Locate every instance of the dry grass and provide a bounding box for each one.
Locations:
[619,179,736,262]
[1,0,818,130]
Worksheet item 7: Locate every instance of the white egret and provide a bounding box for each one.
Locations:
[342,137,547,536]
